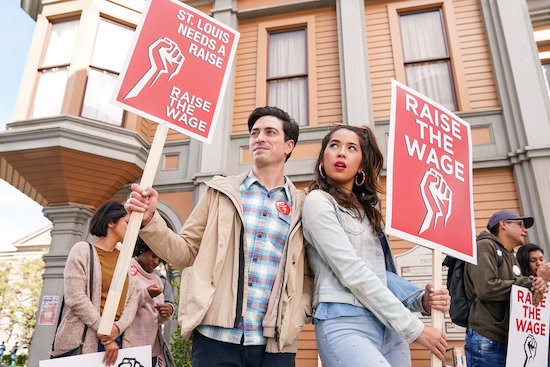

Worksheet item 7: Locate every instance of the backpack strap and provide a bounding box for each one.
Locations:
[488,239,504,268]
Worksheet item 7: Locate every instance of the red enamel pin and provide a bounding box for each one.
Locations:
[275,200,291,215]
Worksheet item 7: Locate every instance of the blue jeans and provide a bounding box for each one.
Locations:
[465,327,507,367]
[315,314,410,367]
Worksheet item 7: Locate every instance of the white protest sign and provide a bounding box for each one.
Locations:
[506,285,549,367]
[40,345,151,367]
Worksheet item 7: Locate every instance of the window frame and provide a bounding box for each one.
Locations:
[542,62,550,98]
[388,0,469,111]
[81,17,135,126]
[255,15,317,126]
[32,18,80,118]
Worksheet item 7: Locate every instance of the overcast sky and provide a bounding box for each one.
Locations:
[0,0,51,249]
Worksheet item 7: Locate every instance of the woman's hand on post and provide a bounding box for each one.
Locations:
[98,325,120,366]
[102,339,119,366]
[421,283,450,313]
[415,325,448,361]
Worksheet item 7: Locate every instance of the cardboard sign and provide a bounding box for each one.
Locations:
[386,80,476,264]
[506,285,549,367]
[40,345,151,367]
[115,0,239,143]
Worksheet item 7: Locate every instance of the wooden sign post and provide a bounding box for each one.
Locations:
[98,124,168,335]
[431,249,444,367]
[95,0,239,339]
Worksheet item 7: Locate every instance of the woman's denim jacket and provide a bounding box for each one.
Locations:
[303,190,425,343]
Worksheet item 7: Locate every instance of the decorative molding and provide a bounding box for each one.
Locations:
[237,0,335,20]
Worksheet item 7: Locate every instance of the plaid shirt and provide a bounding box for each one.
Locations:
[197,172,292,345]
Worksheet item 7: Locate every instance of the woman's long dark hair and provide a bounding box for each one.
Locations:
[309,125,384,233]
[516,243,544,276]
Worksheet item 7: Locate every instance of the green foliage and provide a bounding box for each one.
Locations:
[170,325,192,367]
[15,353,27,366]
[0,258,44,354]
[1,353,28,367]
[167,269,192,367]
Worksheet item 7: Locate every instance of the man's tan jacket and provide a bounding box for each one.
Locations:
[140,171,313,353]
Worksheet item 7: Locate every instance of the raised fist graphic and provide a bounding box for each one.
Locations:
[419,168,452,234]
[523,334,537,367]
[118,357,144,367]
[124,37,185,99]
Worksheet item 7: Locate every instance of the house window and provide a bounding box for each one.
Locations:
[399,9,456,111]
[543,63,550,97]
[267,29,308,126]
[32,19,79,118]
[81,19,134,126]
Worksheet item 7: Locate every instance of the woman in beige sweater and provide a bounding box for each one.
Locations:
[51,201,139,366]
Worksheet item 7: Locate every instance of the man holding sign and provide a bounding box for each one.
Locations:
[125,106,312,367]
[464,210,548,366]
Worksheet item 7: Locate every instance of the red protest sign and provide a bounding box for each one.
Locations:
[386,80,476,264]
[115,0,239,143]
[99,0,238,336]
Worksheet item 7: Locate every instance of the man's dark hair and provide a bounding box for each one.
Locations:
[489,224,500,236]
[89,201,127,237]
[247,106,300,161]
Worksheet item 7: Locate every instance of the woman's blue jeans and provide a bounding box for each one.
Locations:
[315,314,410,367]
[465,327,507,367]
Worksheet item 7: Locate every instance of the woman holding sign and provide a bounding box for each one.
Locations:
[517,243,546,278]
[51,201,138,366]
[302,125,449,366]
[516,243,550,366]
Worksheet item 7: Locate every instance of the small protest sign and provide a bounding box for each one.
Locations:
[38,295,59,326]
[506,285,549,367]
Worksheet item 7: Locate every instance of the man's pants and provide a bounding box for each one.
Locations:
[191,331,295,367]
[465,327,507,367]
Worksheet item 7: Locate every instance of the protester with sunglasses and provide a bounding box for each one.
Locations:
[464,209,547,367]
